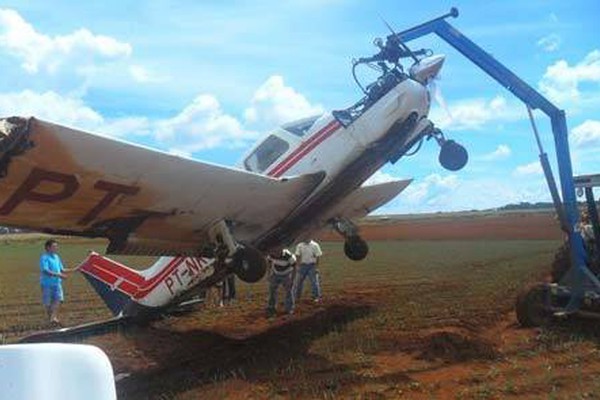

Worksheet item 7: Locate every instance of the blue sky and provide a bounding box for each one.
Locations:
[0,1,598,214]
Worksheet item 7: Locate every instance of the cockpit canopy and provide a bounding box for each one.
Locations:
[244,134,289,173]
[282,115,320,137]
[243,115,321,174]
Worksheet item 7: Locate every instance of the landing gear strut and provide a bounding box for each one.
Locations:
[331,218,369,261]
[208,220,267,283]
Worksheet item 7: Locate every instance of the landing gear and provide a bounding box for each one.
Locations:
[428,127,468,171]
[231,244,267,283]
[208,220,267,283]
[344,235,369,261]
[331,218,369,261]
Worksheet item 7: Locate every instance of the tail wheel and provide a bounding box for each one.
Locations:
[231,245,267,283]
[344,236,369,261]
[515,283,552,328]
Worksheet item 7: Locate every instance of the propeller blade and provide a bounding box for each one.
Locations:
[428,77,453,122]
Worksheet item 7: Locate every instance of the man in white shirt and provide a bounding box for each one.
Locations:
[294,239,323,303]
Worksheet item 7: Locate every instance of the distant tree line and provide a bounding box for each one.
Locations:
[497,200,600,211]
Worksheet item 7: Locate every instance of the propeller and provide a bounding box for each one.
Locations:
[427,75,453,122]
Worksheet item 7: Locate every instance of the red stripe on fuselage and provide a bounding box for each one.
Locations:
[81,255,187,299]
[267,120,341,177]
[86,255,145,286]
[131,257,185,298]
[81,262,138,296]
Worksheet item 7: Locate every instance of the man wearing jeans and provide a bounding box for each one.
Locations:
[294,239,323,303]
[266,249,296,318]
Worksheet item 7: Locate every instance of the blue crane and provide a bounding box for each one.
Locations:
[394,8,598,323]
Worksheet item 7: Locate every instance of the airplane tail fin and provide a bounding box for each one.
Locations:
[77,252,145,316]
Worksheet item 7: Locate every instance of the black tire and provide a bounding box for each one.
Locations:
[231,245,267,283]
[344,236,369,261]
[515,283,552,328]
[439,140,468,171]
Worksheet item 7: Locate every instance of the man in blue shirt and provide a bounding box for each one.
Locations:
[40,239,69,325]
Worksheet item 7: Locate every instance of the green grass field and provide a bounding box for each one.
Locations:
[9,236,600,399]
[0,237,559,342]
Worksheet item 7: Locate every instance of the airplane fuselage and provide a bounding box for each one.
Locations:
[77,75,434,312]
[245,77,431,250]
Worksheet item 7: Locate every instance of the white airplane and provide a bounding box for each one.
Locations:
[0,34,467,318]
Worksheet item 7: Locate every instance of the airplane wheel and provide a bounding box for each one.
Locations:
[439,140,468,171]
[231,245,267,283]
[344,236,369,261]
[515,283,552,328]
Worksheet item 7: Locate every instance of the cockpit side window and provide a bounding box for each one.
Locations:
[282,115,321,137]
[244,135,290,173]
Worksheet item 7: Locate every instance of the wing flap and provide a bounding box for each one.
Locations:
[0,117,323,254]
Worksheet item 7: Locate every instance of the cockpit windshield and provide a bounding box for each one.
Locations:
[282,115,321,137]
[244,135,290,173]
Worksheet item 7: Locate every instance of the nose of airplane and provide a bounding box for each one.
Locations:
[409,54,446,84]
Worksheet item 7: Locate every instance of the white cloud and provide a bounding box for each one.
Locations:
[513,161,543,176]
[481,144,511,161]
[537,34,561,52]
[571,119,600,148]
[430,95,523,131]
[401,173,459,205]
[0,90,103,129]
[155,94,257,151]
[539,50,600,104]
[0,90,250,151]
[0,74,322,153]
[0,8,131,75]
[378,175,551,214]
[129,65,167,83]
[167,148,193,158]
[100,117,151,138]
[244,75,323,128]
[363,170,398,186]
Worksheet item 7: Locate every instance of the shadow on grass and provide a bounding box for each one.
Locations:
[115,302,412,399]
[535,317,600,349]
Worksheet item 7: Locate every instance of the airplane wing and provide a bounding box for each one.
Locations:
[0,117,324,255]
[320,179,412,222]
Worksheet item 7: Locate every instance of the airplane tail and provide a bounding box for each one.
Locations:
[78,252,148,316]
[79,252,215,317]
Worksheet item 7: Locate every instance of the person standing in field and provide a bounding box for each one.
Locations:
[39,239,69,326]
[266,248,297,318]
[294,238,323,303]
